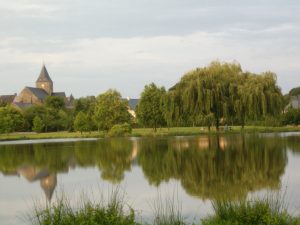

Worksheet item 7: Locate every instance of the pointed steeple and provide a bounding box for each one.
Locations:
[40,174,57,202]
[36,64,53,95]
[36,64,53,83]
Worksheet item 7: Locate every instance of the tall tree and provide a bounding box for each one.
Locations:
[136,83,166,131]
[45,96,65,110]
[32,116,44,133]
[165,61,283,129]
[74,111,91,134]
[0,106,25,133]
[93,89,131,131]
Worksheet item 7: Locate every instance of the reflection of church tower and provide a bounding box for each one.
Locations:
[40,174,57,202]
[36,65,53,95]
[17,166,57,202]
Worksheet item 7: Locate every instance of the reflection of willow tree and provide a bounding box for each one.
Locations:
[74,138,133,183]
[137,135,288,200]
[286,135,300,153]
[0,143,73,174]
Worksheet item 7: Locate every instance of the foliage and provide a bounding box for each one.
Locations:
[74,96,96,115]
[137,83,166,131]
[0,106,25,133]
[165,61,283,129]
[32,116,44,133]
[289,86,300,97]
[45,96,65,109]
[74,111,91,133]
[108,123,132,137]
[281,108,300,125]
[93,89,131,131]
[23,104,74,132]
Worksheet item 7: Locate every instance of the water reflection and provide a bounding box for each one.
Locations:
[1,134,300,202]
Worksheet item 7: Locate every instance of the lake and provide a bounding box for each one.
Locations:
[1,133,300,224]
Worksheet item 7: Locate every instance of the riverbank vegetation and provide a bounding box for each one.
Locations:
[1,61,300,136]
[1,126,300,141]
[30,191,300,225]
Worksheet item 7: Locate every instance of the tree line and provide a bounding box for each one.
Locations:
[137,61,297,130]
[0,61,299,134]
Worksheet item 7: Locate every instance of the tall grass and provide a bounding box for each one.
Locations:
[29,190,300,225]
[202,193,300,225]
[152,193,187,225]
[29,189,141,225]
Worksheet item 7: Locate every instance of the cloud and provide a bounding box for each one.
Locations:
[0,0,299,96]
[0,22,299,97]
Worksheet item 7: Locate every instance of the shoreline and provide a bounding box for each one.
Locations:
[1,126,300,141]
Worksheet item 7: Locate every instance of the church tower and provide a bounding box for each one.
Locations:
[36,65,53,95]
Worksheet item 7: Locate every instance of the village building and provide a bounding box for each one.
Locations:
[0,94,17,106]
[11,65,74,109]
[126,98,139,118]
[290,95,300,109]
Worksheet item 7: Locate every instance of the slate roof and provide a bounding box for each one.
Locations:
[12,102,33,109]
[0,94,16,104]
[25,87,49,100]
[127,98,139,110]
[36,65,53,83]
[52,92,66,98]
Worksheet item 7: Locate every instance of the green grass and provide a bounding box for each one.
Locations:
[29,190,300,225]
[1,126,300,141]
[29,190,141,225]
[202,194,300,225]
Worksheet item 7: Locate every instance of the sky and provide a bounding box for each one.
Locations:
[0,0,299,98]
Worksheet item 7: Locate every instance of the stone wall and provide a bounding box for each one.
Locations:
[14,88,43,105]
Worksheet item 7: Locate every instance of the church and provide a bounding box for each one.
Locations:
[12,65,74,109]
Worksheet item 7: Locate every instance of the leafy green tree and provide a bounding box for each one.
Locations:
[165,61,283,129]
[32,116,44,133]
[74,111,91,134]
[24,105,47,130]
[74,96,96,115]
[45,96,65,109]
[93,89,131,131]
[289,86,300,96]
[0,106,25,133]
[136,83,166,131]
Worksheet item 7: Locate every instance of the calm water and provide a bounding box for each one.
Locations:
[1,133,300,224]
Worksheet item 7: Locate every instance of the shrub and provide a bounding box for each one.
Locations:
[108,123,132,137]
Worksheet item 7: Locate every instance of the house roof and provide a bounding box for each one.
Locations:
[25,87,49,100]
[0,94,16,104]
[52,92,66,98]
[36,65,53,83]
[12,102,33,109]
[127,98,139,110]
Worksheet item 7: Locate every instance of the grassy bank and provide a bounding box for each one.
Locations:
[30,192,300,225]
[1,126,300,141]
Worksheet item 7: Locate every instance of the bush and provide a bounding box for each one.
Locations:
[281,108,300,125]
[108,123,132,137]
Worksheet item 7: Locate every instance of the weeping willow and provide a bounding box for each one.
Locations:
[165,61,284,129]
